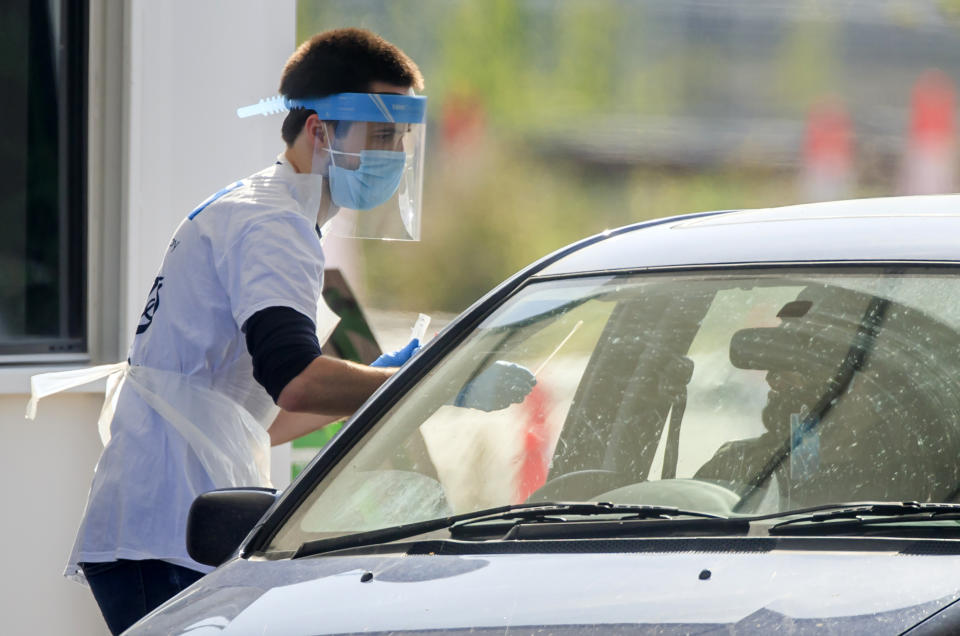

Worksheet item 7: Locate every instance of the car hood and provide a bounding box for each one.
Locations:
[131,543,960,634]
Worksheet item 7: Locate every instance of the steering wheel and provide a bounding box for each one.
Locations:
[595,478,740,515]
[526,469,635,503]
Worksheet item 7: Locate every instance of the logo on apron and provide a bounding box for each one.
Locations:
[137,276,165,335]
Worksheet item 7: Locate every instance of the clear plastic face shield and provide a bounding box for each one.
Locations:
[238,92,427,241]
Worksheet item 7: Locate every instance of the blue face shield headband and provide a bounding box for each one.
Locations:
[236,92,428,240]
[236,92,427,124]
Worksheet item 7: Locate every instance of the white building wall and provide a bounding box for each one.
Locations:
[124,0,298,342]
[0,393,106,634]
[0,2,299,633]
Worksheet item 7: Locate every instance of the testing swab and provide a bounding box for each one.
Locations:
[410,313,431,343]
[534,320,584,377]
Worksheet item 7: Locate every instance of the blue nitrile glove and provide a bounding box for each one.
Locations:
[370,338,421,368]
[454,361,536,412]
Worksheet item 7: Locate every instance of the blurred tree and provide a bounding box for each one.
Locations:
[548,2,619,120]
[938,0,960,23]
[434,0,532,128]
[292,0,954,315]
[774,13,838,115]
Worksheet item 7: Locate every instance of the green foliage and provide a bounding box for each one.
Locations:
[943,0,960,19]
[436,0,528,122]
[292,1,890,315]
[362,140,596,312]
[774,15,838,115]
[361,137,800,313]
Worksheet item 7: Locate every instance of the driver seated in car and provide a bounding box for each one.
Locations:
[694,289,920,510]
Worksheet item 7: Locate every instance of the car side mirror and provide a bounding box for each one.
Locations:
[186,487,278,567]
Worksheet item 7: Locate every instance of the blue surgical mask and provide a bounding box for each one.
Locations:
[327,148,407,210]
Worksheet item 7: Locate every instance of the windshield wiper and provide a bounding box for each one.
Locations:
[765,501,960,535]
[292,502,725,559]
[449,502,722,527]
[449,502,738,541]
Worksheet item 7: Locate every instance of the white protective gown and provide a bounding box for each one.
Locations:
[28,157,338,582]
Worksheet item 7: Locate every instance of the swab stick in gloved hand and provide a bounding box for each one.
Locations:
[410,313,431,343]
[534,320,584,377]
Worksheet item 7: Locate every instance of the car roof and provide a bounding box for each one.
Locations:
[538,194,960,277]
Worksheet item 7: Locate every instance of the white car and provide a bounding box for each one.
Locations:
[133,195,960,634]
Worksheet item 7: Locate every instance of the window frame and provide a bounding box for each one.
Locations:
[0,0,89,363]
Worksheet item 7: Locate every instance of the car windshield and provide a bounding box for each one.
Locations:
[267,267,960,552]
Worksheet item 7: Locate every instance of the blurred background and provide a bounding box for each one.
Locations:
[300,0,960,316]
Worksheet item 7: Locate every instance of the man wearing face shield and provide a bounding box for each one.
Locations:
[26,28,531,635]
[276,88,427,242]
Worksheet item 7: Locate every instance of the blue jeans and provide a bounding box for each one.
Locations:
[80,559,205,635]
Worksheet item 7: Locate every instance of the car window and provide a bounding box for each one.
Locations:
[266,268,960,552]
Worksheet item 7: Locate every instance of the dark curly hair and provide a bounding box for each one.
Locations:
[278,28,424,146]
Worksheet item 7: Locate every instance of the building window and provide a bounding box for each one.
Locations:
[0,0,87,360]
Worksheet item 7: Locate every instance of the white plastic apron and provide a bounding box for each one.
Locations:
[26,362,272,488]
[24,283,340,483]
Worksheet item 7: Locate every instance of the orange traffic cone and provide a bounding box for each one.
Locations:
[900,70,957,195]
[514,383,552,504]
[799,98,853,202]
